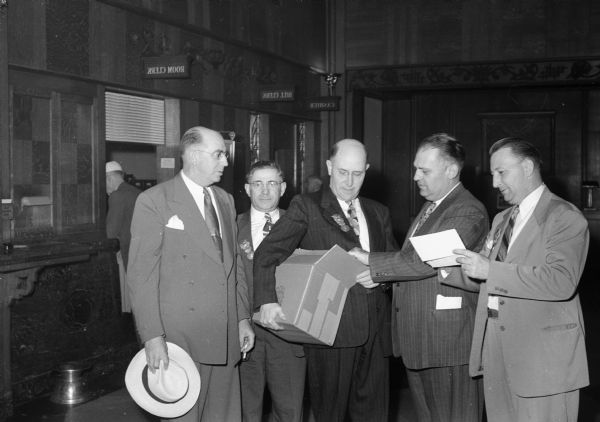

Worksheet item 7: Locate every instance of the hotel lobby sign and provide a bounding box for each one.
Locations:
[259,88,295,102]
[306,96,340,111]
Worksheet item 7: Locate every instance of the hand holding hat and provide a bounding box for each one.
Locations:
[125,341,201,418]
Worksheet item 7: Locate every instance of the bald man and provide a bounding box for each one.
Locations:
[127,126,254,421]
[253,139,398,422]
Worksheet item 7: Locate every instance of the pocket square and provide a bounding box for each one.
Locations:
[166,215,185,230]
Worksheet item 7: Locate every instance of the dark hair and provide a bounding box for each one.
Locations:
[418,133,465,169]
[245,160,285,182]
[489,137,542,170]
[329,139,368,161]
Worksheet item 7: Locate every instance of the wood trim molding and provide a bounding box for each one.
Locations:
[346,58,600,91]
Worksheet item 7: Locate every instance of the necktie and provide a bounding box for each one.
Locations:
[263,213,272,237]
[346,200,360,236]
[496,205,519,262]
[413,202,436,233]
[203,187,223,262]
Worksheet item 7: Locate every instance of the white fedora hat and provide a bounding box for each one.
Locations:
[125,342,201,418]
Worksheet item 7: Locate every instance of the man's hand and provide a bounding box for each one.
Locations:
[144,335,168,373]
[239,318,255,355]
[259,303,286,330]
[454,248,490,280]
[356,269,379,289]
[348,247,370,266]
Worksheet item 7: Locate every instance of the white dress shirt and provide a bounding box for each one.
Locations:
[338,198,370,252]
[508,183,545,251]
[181,171,223,235]
[250,206,280,248]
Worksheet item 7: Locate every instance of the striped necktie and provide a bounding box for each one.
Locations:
[346,200,360,236]
[413,202,436,234]
[496,205,519,262]
[263,213,272,237]
[203,187,223,262]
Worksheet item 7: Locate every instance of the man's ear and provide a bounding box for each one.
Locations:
[279,182,287,197]
[326,160,333,175]
[445,162,459,179]
[522,158,535,178]
[244,183,251,198]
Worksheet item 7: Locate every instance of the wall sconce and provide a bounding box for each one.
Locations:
[582,180,599,210]
[249,114,261,164]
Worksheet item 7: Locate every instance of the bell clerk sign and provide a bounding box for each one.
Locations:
[143,56,190,79]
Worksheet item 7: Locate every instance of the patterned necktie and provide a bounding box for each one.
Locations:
[413,202,436,233]
[263,213,272,237]
[496,205,519,262]
[346,200,360,236]
[203,187,223,262]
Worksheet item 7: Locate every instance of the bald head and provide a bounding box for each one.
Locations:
[180,126,229,186]
[326,139,369,202]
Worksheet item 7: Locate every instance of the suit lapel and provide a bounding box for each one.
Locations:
[360,198,381,251]
[504,187,550,262]
[319,187,360,243]
[168,174,222,265]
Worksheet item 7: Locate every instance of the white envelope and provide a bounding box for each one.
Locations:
[166,215,185,230]
[435,294,462,310]
[409,229,465,267]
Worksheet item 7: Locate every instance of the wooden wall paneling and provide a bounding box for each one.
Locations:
[7,0,46,69]
[586,90,600,209]
[46,0,90,76]
[157,98,180,184]
[1,4,9,243]
[381,96,413,241]
[89,1,127,83]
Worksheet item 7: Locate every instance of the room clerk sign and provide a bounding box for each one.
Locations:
[143,56,190,79]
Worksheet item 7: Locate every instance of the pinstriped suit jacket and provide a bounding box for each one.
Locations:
[369,183,489,369]
[253,187,398,349]
[237,209,304,357]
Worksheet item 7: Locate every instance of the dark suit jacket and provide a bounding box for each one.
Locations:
[253,187,398,349]
[106,181,141,267]
[369,184,489,369]
[237,209,304,357]
[127,173,249,365]
[446,187,589,397]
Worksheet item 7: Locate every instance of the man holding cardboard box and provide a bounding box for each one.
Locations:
[253,139,398,422]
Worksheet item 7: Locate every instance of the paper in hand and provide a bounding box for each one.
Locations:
[409,229,466,267]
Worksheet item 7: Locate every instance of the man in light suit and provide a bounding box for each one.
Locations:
[254,139,398,422]
[237,160,306,422]
[350,133,488,422]
[454,137,589,422]
[127,126,255,422]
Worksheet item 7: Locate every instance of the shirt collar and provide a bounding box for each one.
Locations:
[517,183,545,216]
[250,206,279,222]
[433,182,461,207]
[181,170,207,196]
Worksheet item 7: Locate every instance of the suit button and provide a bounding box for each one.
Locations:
[189,307,195,312]
[395,307,400,312]
[500,326,505,331]
[499,300,505,305]
[183,254,187,259]
[189,280,194,285]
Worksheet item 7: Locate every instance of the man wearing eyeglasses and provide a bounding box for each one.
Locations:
[237,160,306,422]
[127,126,254,421]
[253,139,398,422]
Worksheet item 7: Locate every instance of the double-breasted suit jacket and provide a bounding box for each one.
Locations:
[448,187,589,397]
[127,173,249,365]
[369,184,489,369]
[253,187,397,349]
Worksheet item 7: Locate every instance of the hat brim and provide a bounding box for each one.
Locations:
[125,342,201,418]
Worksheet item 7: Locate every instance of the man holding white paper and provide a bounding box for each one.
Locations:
[349,133,488,422]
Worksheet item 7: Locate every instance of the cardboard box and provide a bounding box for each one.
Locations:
[253,245,367,346]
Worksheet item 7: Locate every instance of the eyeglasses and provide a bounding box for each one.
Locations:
[248,181,282,189]
[193,149,230,160]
